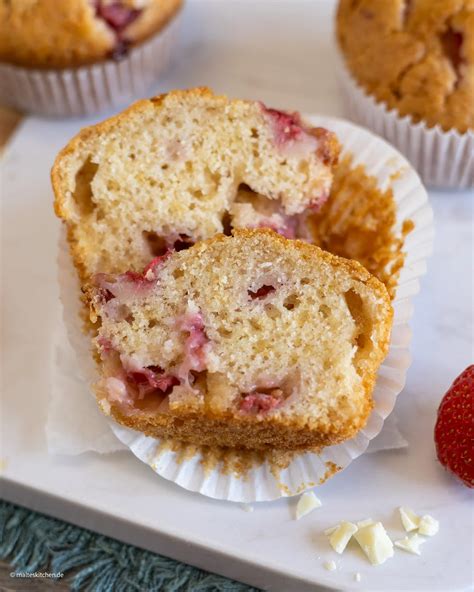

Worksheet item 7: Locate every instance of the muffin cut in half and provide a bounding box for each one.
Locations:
[52,87,339,280]
[87,230,393,451]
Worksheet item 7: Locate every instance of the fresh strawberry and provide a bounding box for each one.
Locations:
[434,365,474,488]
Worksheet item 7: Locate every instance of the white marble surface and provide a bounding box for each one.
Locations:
[1,1,473,590]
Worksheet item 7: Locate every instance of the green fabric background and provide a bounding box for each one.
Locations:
[0,500,259,591]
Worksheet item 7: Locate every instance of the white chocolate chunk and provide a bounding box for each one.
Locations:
[357,518,374,528]
[394,533,426,555]
[354,572,362,582]
[295,492,322,520]
[418,515,439,536]
[329,521,358,554]
[324,560,337,572]
[354,522,394,566]
[399,507,421,532]
[324,524,339,536]
[99,398,111,415]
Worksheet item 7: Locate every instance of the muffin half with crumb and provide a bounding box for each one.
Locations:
[52,88,340,280]
[87,230,393,451]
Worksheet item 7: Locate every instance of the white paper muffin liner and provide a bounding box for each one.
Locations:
[57,115,434,502]
[0,12,181,118]
[336,54,474,190]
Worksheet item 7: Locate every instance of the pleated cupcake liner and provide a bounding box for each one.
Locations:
[336,54,473,190]
[0,12,181,118]
[58,115,434,502]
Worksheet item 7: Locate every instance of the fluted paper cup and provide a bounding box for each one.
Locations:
[0,11,181,119]
[57,115,434,502]
[336,54,473,190]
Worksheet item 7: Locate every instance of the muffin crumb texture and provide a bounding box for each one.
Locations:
[337,0,474,133]
[88,230,392,452]
[53,88,339,280]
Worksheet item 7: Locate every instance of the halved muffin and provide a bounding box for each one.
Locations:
[87,230,392,451]
[52,87,339,279]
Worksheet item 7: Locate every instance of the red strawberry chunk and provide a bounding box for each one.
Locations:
[124,270,144,282]
[127,365,177,391]
[240,391,282,414]
[262,106,305,146]
[434,365,474,488]
[142,253,171,280]
[94,254,169,304]
[121,357,179,401]
[97,336,113,356]
[96,2,141,32]
[277,221,297,239]
[124,253,170,283]
[153,374,180,392]
[180,312,209,373]
[257,219,297,239]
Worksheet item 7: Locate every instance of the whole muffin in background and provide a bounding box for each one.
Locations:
[0,0,183,117]
[336,0,473,133]
[0,0,182,68]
